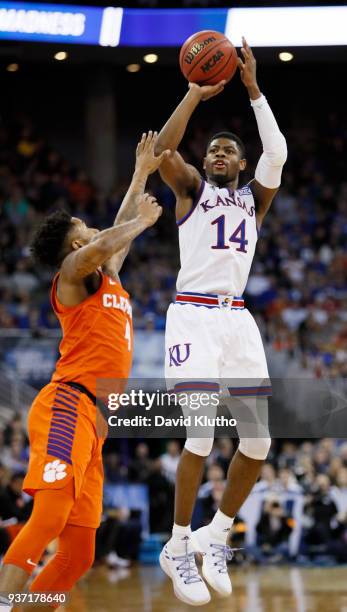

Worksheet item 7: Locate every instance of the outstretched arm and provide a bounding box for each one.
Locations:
[102,132,170,278]
[154,81,225,198]
[115,131,170,225]
[238,37,287,227]
[61,195,162,282]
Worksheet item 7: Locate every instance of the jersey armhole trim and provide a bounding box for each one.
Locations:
[51,269,105,314]
[176,179,205,227]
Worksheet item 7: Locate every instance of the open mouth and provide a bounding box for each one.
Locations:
[213,161,227,169]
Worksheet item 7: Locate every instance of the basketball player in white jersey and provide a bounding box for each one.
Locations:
[155,38,287,605]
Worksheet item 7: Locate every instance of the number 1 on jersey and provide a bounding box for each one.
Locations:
[125,320,132,351]
[211,215,248,253]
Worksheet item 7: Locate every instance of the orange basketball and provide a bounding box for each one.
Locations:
[179,30,238,86]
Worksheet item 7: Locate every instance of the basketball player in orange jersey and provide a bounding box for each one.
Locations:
[155,39,287,605]
[0,132,169,611]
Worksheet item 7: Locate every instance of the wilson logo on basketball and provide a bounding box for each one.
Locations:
[184,36,217,65]
[201,50,224,74]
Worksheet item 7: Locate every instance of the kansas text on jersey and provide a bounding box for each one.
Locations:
[176,180,258,296]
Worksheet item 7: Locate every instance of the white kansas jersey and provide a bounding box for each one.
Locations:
[176,180,258,296]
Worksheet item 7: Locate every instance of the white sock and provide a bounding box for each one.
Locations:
[209,509,234,542]
[170,523,192,554]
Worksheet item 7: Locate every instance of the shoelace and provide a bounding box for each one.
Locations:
[172,539,202,585]
[209,544,240,573]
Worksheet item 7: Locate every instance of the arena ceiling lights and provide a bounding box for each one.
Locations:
[0,4,346,47]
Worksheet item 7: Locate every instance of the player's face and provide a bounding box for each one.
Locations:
[69,217,99,250]
[203,138,246,185]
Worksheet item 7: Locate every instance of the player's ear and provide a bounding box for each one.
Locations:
[239,158,247,171]
[71,239,84,251]
[203,156,207,170]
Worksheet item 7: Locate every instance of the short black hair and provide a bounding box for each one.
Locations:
[207,131,246,159]
[30,209,72,268]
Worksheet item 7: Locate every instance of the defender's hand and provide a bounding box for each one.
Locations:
[188,80,226,102]
[135,131,170,175]
[137,193,162,228]
[237,36,258,89]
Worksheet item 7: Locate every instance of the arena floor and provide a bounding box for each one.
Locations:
[62,565,347,612]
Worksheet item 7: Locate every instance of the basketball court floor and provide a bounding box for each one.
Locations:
[62,565,347,612]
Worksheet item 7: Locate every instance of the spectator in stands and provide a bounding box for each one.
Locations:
[277,468,302,496]
[197,463,226,526]
[1,434,28,473]
[104,453,128,484]
[0,473,32,523]
[207,438,234,478]
[95,506,141,568]
[253,463,277,495]
[159,440,181,485]
[128,443,152,483]
[4,184,30,227]
[304,474,338,551]
[255,493,293,563]
[331,468,347,513]
[3,413,27,446]
[277,442,298,470]
[199,463,225,498]
[329,511,347,563]
[147,458,174,533]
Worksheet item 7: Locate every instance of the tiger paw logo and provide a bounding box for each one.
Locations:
[43,459,67,483]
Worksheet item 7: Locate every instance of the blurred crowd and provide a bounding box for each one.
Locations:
[0,101,346,378]
[2,412,347,567]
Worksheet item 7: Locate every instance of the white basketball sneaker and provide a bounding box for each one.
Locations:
[191,526,234,597]
[159,535,211,606]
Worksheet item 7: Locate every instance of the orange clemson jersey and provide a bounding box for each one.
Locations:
[50,270,133,396]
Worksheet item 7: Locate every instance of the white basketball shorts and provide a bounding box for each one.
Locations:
[165,297,271,397]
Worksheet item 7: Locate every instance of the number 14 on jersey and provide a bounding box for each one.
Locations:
[211,215,248,253]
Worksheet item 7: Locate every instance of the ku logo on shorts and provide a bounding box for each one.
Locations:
[168,343,192,367]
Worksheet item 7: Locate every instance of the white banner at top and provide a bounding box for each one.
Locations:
[226,6,347,47]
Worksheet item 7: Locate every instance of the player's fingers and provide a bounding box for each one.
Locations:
[205,81,224,98]
[242,36,253,54]
[157,205,163,217]
[242,36,254,58]
[149,131,158,149]
[137,132,146,153]
[141,131,150,150]
[237,57,245,70]
[144,130,153,148]
[213,79,226,90]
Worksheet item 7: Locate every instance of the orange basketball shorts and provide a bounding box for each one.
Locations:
[23,382,106,529]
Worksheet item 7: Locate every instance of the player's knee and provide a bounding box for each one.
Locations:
[71,547,95,576]
[58,544,94,577]
[184,437,214,457]
[31,507,67,541]
[238,436,271,461]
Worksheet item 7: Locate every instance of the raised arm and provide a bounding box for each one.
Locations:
[238,37,287,227]
[61,195,162,282]
[154,81,225,198]
[103,131,170,278]
[115,131,170,226]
